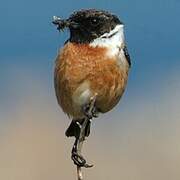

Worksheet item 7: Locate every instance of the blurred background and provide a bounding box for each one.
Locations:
[0,0,180,179]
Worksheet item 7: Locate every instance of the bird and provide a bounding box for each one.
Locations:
[52,9,131,167]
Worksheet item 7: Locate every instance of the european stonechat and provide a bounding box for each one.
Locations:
[53,9,131,167]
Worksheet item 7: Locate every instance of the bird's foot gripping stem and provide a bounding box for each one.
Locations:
[71,138,93,168]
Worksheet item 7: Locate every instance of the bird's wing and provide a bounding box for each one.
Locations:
[123,45,131,67]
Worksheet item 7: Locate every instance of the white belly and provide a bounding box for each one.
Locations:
[72,81,92,108]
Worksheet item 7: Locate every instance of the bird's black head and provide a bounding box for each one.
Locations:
[53,9,123,43]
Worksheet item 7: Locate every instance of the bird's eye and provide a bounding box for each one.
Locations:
[90,18,98,26]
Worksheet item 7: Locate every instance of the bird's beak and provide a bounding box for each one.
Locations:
[52,16,79,31]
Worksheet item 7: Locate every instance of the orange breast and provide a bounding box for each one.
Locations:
[54,42,129,118]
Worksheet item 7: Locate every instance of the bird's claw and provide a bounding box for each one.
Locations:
[83,104,99,119]
[71,151,93,168]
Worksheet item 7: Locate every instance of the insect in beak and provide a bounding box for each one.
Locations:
[52,16,79,31]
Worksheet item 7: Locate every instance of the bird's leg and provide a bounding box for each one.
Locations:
[71,94,97,168]
[71,136,86,167]
[71,121,93,168]
[83,105,99,119]
[71,122,87,167]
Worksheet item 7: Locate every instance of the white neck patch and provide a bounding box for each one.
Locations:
[90,24,125,57]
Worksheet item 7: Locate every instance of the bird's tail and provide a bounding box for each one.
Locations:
[65,119,91,138]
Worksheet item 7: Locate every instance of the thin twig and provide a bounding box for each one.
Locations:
[76,94,97,180]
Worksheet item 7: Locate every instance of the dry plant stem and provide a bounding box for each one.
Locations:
[77,166,83,180]
[76,94,97,180]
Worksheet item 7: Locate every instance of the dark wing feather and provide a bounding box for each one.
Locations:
[123,46,131,67]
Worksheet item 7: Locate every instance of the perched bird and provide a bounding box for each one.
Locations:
[53,9,131,167]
